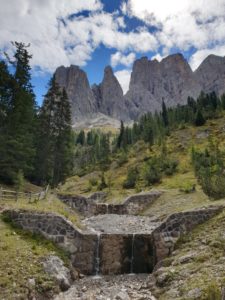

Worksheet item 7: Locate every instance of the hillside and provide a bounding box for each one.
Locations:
[2,113,225,299]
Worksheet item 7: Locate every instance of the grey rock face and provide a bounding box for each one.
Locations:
[54,53,225,125]
[42,255,72,291]
[55,65,97,123]
[93,66,129,121]
[125,54,202,119]
[195,54,225,95]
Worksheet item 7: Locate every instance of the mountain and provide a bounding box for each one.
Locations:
[92,66,129,121]
[54,53,225,126]
[194,54,225,95]
[55,65,97,123]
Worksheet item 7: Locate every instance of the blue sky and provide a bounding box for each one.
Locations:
[1,0,225,105]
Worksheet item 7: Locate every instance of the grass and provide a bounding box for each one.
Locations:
[0,192,81,228]
[0,215,69,299]
[152,209,225,299]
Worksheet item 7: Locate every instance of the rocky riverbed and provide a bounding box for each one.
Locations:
[82,214,161,234]
[54,274,156,300]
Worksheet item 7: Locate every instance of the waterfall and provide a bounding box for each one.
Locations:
[106,203,109,214]
[95,233,101,276]
[130,234,135,273]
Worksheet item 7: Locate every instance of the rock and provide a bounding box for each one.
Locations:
[42,255,72,291]
[92,66,129,121]
[114,291,130,300]
[53,53,225,126]
[175,252,197,265]
[55,65,97,123]
[187,288,202,299]
[195,54,225,96]
[28,278,35,287]
[125,53,201,119]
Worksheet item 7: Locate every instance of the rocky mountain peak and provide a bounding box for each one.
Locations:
[55,65,97,122]
[53,53,225,127]
[195,54,225,95]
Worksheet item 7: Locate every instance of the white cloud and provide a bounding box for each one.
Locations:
[0,0,103,71]
[190,45,225,70]
[111,51,136,67]
[0,0,157,73]
[124,0,225,58]
[114,69,131,94]
[151,53,165,62]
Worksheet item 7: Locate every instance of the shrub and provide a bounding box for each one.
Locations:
[123,167,139,189]
[143,158,162,186]
[89,177,98,186]
[203,281,221,300]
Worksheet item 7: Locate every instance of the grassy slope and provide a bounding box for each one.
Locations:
[60,114,225,212]
[0,215,69,299]
[0,191,81,299]
[152,209,225,299]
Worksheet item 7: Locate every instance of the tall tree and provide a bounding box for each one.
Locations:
[0,42,37,183]
[36,76,73,186]
[162,100,169,127]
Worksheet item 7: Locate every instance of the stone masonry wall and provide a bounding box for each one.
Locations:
[58,191,162,216]
[2,209,97,275]
[2,206,223,275]
[152,206,223,264]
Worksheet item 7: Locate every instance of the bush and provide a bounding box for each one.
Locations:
[143,158,162,186]
[204,281,221,300]
[89,177,98,186]
[123,167,139,189]
[98,173,107,190]
[161,159,178,176]
[117,151,128,167]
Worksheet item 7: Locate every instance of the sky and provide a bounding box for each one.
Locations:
[1,0,225,105]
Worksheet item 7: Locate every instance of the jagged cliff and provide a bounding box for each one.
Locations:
[54,53,225,126]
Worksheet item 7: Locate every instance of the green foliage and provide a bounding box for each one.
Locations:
[143,157,162,185]
[98,173,108,190]
[0,42,37,184]
[162,100,169,127]
[192,141,225,199]
[89,177,98,186]
[35,77,74,187]
[123,166,139,189]
[195,109,206,126]
[203,281,221,300]
[14,170,25,191]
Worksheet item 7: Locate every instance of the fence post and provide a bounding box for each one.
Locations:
[0,187,2,201]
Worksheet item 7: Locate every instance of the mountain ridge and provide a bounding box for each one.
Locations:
[54,53,225,126]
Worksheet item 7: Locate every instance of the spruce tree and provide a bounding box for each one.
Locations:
[162,100,169,127]
[117,120,125,148]
[36,77,73,186]
[0,42,37,183]
[194,109,206,126]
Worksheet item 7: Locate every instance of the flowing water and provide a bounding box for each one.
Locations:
[130,234,135,273]
[95,233,101,275]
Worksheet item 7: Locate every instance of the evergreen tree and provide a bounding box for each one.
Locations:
[194,109,206,126]
[0,42,37,183]
[36,77,73,186]
[162,100,169,127]
[117,120,125,148]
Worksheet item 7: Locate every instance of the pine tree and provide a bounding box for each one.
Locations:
[194,109,206,126]
[0,42,37,183]
[162,100,169,127]
[36,77,73,186]
[117,120,125,148]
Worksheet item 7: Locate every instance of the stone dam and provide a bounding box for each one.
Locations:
[2,189,223,276]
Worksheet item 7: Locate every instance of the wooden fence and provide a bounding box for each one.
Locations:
[0,185,49,203]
